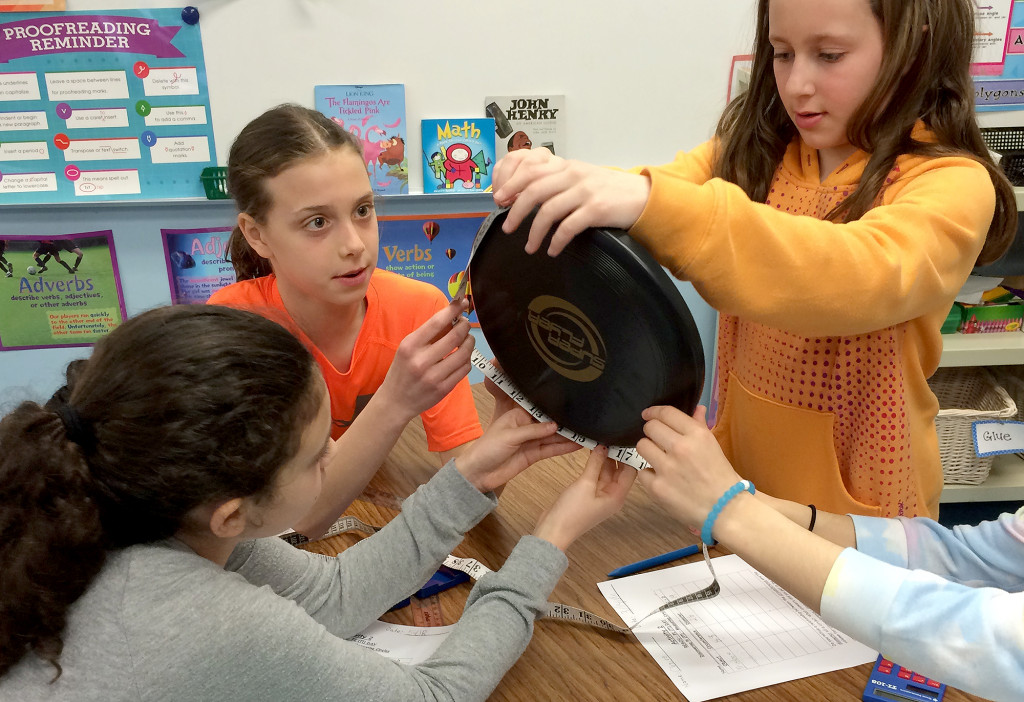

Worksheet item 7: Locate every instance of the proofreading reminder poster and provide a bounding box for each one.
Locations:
[0,231,126,349]
[0,8,215,203]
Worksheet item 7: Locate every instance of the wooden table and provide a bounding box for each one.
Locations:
[298,384,987,702]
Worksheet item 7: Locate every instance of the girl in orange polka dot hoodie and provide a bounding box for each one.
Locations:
[490,0,1017,519]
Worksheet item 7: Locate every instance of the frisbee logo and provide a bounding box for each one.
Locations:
[525,295,606,382]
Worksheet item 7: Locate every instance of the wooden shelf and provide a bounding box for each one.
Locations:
[938,331,1024,367]
[940,452,1024,503]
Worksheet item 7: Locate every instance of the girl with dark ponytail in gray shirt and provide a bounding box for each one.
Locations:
[0,304,635,701]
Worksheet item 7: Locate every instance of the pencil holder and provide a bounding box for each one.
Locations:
[200,166,230,200]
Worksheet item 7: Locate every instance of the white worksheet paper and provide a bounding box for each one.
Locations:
[347,621,454,664]
[598,554,876,701]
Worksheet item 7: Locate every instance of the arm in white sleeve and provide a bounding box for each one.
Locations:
[820,510,1024,702]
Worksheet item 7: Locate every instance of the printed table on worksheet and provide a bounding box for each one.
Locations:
[598,554,876,702]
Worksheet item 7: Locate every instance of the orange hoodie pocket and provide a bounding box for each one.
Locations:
[713,372,882,517]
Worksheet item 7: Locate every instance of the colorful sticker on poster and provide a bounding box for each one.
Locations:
[161,226,235,304]
[975,0,1024,110]
[377,212,486,325]
[0,231,126,350]
[0,8,216,202]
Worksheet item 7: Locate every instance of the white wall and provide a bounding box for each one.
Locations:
[70,0,759,173]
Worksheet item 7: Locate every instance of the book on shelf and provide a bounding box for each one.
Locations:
[314,83,408,195]
[420,118,495,194]
[484,94,565,159]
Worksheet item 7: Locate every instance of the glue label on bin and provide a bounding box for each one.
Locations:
[973,420,1024,456]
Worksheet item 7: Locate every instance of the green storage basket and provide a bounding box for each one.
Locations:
[200,166,230,200]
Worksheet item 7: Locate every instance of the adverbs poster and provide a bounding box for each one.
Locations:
[161,226,235,304]
[0,231,126,350]
[0,8,215,203]
[377,212,486,325]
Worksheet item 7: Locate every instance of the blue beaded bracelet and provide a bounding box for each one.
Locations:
[700,480,755,546]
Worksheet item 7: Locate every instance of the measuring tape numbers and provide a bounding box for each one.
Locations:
[442,554,630,634]
[279,515,378,547]
[470,350,651,471]
[281,516,631,634]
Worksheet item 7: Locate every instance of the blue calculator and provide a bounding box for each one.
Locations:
[862,654,946,702]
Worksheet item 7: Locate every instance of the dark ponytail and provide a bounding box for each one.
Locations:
[0,403,104,681]
[0,304,322,678]
[225,103,364,280]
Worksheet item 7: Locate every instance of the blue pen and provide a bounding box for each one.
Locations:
[607,544,701,578]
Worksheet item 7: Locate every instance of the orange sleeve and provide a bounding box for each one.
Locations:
[409,283,483,452]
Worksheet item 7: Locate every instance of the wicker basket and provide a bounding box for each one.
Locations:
[928,367,1018,484]
[991,366,1024,423]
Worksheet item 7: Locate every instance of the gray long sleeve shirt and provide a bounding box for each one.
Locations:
[0,462,568,701]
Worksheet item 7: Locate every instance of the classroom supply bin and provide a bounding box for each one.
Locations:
[955,301,1023,334]
[992,366,1024,423]
[928,367,1018,484]
[200,167,230,200]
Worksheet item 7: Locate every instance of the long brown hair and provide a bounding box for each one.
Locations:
[713,0,1016,266]
[225,103,364,280]
[0,305,322,679]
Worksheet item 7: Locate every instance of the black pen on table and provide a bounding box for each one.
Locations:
[607,544,702,578]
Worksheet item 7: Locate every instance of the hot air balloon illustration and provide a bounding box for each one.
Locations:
[423,221,440,243]
[445,248,456,260]
[447,270,468,298]
[447,270,474,312]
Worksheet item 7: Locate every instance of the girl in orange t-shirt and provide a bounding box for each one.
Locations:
[210,104,482,538]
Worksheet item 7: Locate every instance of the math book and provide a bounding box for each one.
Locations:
[421,118,495,194]
[314,83,408,195]
[484,94,565,159]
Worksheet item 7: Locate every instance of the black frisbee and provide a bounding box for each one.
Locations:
[468,207,705,447]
